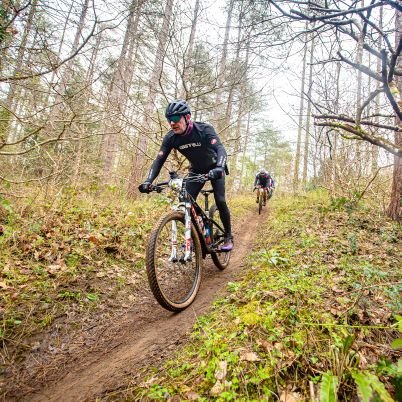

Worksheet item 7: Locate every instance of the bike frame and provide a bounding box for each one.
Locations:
[256,185,267,201]
[154,173,225,262]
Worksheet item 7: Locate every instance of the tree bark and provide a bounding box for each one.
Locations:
[127,0,174,196]
[102,0,144,182]
[293,21,308,192]
[213,0,235,135]
[181,0,200,98]
[387,4,402,220]
[302,30,315,185]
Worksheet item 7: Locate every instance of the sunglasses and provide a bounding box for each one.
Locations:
[167,115,182,123]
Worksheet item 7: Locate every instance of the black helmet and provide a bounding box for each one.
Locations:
[165,100,191,118]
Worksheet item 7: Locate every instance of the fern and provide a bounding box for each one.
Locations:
[319,371,338,402]
[351,369,394,402]
[366,372,394,402]
[351,370,373,402]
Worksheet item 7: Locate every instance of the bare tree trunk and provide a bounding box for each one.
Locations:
[240,111,251,190]
[372,5,383,173]
[127,0,174,196]
[354,0,365,178]
[181,0,200,98]
[102,0,144,181]
[73,24,104,184]
[5,0,38,143]
[55,0,90,104]
[302,31,315,185]
[293,21,308,192]
[231,23,249,189]
[331,61,341,192]
[213,0,234,135]
[387,4,402,220]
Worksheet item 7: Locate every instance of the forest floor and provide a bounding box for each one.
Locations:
[1,191,401,401]
[1,192,262,401]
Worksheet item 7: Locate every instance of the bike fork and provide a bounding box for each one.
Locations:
[183,202,192,262]
[168,220,178,262]
[169,203,192,262]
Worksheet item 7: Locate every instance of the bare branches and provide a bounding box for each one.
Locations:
[266,0,402,160]
[337,51,382,81]
[315,119,402,156]
[381,49,402,121]
[315,113,401,133]
[0,16,98,82]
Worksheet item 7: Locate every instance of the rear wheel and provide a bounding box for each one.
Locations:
[146,211,202,312]
[208,205,231,270]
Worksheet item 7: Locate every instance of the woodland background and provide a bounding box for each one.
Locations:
[0,1,401,400]
[0,0,401,220]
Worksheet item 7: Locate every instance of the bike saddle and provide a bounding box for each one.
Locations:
[201,189,214,195]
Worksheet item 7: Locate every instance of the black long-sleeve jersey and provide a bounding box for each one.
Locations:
[254,172,274,187]
[146,121,227,183]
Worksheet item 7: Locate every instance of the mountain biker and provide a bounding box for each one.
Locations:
[138,99,233,251]
[254,169,275,205]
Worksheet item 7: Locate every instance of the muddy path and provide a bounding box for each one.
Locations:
[12,206,266,401]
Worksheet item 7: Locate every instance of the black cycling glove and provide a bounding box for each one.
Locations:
[138,182,152,193]
[208,167,224,180]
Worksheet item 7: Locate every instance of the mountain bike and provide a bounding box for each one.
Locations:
[255,185,267,215]
[145,171,231,312]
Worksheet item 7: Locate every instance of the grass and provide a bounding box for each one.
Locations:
[116,190,401,401]
[0,186,254,376]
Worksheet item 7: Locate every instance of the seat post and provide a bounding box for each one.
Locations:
[200,189,214,213]
[204,191,209,212]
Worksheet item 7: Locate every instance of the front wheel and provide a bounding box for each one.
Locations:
[146,211,202,312]
[208,205,231,270]
[258,189,263,214]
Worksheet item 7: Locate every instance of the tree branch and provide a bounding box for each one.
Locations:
[315,121,402,156]
[381,49,402,120]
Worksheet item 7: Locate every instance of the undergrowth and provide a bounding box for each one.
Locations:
[0,185,253,381]
[117,190,401,401]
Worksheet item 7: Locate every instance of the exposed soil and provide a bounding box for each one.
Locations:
[6,205,266,401]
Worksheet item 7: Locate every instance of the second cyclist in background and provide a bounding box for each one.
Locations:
[254,169,275,205]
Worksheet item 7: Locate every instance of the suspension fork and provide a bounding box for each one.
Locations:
[183,201,192,262]
[168,218,178,262]
[169,202,192,262]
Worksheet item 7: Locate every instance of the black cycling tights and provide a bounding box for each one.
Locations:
[185,175,232,237]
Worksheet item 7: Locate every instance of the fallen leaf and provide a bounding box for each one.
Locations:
[257,339,274,352]
[88,235,101,245]
[279,390,302,401]
[240,351,260,362]
[185,391,200,401]
[210,380,223,396]
[214,360,227,380]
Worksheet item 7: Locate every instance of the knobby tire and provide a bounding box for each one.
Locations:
[146,211,202,312]
[258,190,263,215]
[209,205,231,270]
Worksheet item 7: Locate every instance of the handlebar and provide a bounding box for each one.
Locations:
[150,172,209,193]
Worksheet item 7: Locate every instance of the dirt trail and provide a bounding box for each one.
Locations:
[15,206,265,402]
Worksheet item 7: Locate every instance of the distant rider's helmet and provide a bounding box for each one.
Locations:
[258,168,267,175]
[165,100,191,118]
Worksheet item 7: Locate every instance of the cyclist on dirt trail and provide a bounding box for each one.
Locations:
[138,99,234,251]
[254,169,275,205]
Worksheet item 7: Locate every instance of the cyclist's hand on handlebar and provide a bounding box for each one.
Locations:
[208,167,224,180]
[138,181,152,193]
